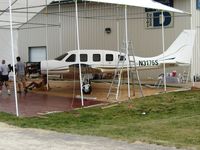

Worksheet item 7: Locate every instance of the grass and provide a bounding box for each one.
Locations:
[0,90,200,149]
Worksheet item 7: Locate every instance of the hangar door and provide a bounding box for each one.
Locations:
[29,47,46,62]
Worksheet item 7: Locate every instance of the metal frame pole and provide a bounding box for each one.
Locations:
[125,5,130,98]
[161,11,167,92]
[190,1,195,87]
[45,0,49,91]
[59,0,63,55]
[75,0,84,106]
[9,0,19,116]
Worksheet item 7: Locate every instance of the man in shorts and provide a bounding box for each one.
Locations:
[0,60,11,95]
[16,56,27,93]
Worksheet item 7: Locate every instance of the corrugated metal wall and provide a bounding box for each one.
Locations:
[18,0,191,79]
[191,0,200,79]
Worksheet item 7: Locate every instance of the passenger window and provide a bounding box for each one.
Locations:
[65,54,76,62]
[80,54,87,62]
[106,54,113,61]
[93,54,101,62]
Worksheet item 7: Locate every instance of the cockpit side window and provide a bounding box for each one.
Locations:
[106,54,113,61]
[55,53,68,60]
[65,54,76,62]
[80,54,88,62]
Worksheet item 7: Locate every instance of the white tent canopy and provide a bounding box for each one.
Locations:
[0,0,186,29]
[0,0,56,29]
[84,0,187,14]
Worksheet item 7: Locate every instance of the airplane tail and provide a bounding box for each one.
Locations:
[157,30,196,64]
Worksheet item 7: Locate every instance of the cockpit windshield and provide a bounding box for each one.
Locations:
[55,53,68,61]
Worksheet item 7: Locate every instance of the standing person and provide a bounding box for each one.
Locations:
[0,60,11,95]
[16,56,27,93]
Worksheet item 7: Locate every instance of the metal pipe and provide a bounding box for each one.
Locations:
[75,0,84,106]
[9,0,19,117]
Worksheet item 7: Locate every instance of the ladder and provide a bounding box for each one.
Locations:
[128,41,143,98]
[106,50,126,101]
[107,41,143,101]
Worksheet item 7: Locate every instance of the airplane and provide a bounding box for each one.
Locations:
[40,30,195,94]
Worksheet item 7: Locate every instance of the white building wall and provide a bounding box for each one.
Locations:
[191,0,200,79]
[0,29,18,65]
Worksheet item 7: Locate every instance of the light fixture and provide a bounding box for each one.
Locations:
[105,27,111,34]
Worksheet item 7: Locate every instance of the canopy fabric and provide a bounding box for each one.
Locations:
[0,0,186,29]
[84,0,186,14]
[0,0,56,29]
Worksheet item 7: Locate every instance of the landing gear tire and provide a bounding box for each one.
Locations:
[82,84,92,94]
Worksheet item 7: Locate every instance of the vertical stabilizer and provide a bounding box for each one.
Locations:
[158,30,196,64]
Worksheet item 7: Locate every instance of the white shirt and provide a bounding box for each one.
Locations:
[0,64,9,76]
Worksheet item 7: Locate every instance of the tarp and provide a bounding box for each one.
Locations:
[0,0,56,29]
[84,0,186,14]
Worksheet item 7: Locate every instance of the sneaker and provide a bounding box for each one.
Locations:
[7,90,11,95]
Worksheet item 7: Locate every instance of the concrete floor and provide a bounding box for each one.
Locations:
[0,80,186,117]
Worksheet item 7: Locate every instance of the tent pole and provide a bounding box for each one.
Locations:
[45,0,49,91]
[116,6,120,51]
[161,11,167,92]
[190,1,195,87]
[75,0,84,106]
[59,0,63,55]
[26,0,28,22]
[9,0,19,117]
[125,5,130,98]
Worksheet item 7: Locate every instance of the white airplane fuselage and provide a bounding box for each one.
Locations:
[41,50,159,74]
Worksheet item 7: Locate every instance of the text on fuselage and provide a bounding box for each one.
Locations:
[138,60,158,66]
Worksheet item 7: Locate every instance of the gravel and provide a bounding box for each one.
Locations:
[0,122,187,150]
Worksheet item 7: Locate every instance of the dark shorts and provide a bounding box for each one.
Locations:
[0,75,9,82]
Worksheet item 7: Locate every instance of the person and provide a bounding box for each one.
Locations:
[0,60,11,95]
[16,56,26,93]
[172,70,177,77]
[25,74,50,91]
